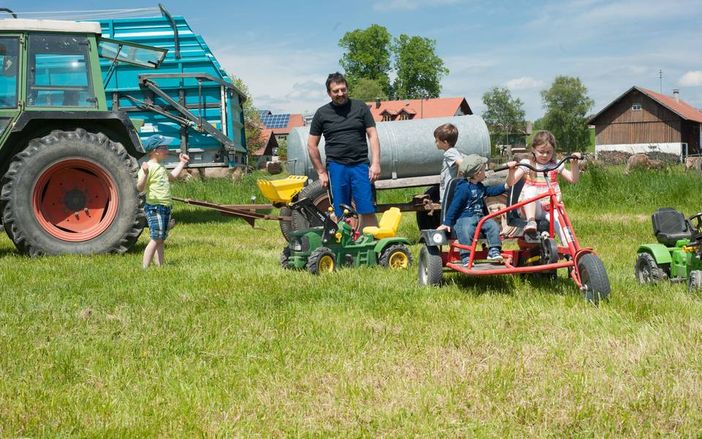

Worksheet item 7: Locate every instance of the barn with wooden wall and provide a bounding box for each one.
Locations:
[588,86,702,157]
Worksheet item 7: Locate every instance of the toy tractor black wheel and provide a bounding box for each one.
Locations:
[418,245,443,286]
[634,252,668,284]
[280,246,292,269]
[0,129,144,256]
[306,247,336,274]
[688,270,702,292]
[379,243,412,269]
[416,185,441,230]
[577,253,611,304]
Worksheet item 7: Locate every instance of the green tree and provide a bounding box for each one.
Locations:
[348,78,388,102]
[232,76,264,167]
[392,34,448,99]
[481,87,526,147]
[540,76,594,153]
[339,25,392,96]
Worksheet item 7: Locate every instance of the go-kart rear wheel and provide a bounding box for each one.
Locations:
[379,244,412,269]
[578,253,611,304]
[418,245,443,286]
[688,270,702,292]
[540,237,559,264]
[306,247,336,274]
[634,252,668,284]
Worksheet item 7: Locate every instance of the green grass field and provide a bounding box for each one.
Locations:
[1,166,702,436]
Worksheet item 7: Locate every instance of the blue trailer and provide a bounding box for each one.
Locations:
[95,7,247,168]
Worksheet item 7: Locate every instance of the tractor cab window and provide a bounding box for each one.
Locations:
[27,33,97,108]
[0,37,19,109]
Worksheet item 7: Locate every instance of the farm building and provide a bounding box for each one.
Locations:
[588,86,702,158]
[365,97,473,122]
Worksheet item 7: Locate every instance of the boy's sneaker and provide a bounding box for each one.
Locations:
[524,220,537,233]
[487,247,503,262]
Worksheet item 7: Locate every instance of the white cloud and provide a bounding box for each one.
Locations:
[210,41,337,114]
[505,77,545,91]
[679,71,702,87]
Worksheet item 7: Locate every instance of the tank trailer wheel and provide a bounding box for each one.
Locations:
[416,185,441,231]
[380,244,412,269]
[307,247,336,274]
[634,252,668,284]
[0,129,144,256]
[578,253,611,304]
[278,206,293,242]
[688,270,702,292]
[418,244,443,286]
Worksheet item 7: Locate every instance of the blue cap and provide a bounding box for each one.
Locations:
[143,134,175,152]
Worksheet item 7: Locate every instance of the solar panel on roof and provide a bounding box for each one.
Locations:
[261,113,290,129]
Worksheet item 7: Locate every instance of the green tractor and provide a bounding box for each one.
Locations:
[0,18,166,255]
[282,204,412,274]
[635,208,702,291]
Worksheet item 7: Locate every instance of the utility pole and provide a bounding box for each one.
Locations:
[659,69,663,93]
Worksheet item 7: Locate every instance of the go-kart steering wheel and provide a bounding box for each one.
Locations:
[338,203,358,219]
[687,212,702,232]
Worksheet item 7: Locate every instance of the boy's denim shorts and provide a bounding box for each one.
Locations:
[144,203,172,241]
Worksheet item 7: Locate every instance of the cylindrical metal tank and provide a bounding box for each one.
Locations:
[287,115,491,180]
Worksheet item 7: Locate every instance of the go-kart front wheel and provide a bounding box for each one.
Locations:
[578,253,611,304]
[418,245,443,286]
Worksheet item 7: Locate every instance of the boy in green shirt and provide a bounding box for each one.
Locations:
[136,135,189,268]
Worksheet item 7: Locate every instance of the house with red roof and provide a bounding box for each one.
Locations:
[365,97,472,122]
[258,110,305,141]
[588,86,702,157]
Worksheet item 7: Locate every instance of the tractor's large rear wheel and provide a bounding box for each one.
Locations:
[1,129,144,256]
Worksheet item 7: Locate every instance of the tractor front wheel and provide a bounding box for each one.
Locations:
[306,247,336,274]
[634,252,668,284]
[0,129,144,256]
[379,243,412,269]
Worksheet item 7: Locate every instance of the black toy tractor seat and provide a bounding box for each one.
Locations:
[505,178,549,232]
[651,207,694,246]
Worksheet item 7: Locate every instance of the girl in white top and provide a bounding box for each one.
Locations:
[506,130,581,233]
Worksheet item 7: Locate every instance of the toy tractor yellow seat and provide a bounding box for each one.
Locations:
[363,207,402,239]
[652,207,694,246]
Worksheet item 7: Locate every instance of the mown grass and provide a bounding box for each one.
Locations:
[1,166,702,436]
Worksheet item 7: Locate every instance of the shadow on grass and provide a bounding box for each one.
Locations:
[447,269,578,298]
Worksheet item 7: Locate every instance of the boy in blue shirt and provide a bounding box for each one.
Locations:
[436,154,507,264]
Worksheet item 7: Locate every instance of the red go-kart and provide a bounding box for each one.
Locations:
[418,155,611,303]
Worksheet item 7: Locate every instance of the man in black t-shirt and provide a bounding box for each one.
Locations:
[307,72,381,227]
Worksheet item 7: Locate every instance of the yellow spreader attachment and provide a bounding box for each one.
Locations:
[256,175,308,203]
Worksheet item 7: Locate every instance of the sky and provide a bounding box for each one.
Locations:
[6,0,702,120]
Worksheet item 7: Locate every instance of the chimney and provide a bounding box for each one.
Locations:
[375,98,381,109]
[673,89,680,102]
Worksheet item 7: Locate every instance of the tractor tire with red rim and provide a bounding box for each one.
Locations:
[291,179,332,232]
[0,129,144,256]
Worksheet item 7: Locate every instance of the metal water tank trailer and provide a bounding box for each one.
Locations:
[286,115,491,181]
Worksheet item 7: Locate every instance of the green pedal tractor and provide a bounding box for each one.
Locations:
[635,207,702,291]
[258,177,412,274]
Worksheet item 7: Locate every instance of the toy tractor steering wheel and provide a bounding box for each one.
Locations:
[687,212,702,233]
[338,203,359,220]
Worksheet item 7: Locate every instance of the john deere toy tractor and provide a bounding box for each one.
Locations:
[635,208,702,291]
[0,18,166,255]
[258,176,412,274]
